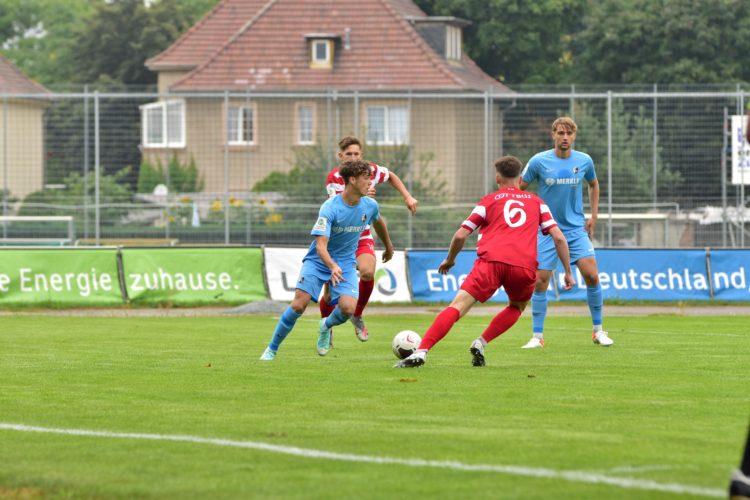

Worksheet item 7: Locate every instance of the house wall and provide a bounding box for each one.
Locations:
[158,71,191,94]
[0,100,45,199]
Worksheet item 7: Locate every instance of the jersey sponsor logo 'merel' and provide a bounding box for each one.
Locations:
[331,225,366,234]
[545,177,581,186]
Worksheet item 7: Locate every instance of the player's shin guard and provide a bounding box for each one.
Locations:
[531,291,547,334]
[419,307,460,350]
[319,296,335,318]
[586,285,603,327]
[325,306,350,328]
[354,279,374,317]
[269,306,302,351]
[481,305,523,343]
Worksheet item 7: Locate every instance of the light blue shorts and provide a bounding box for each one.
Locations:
[295,259,359,304]
[537,231,596,270]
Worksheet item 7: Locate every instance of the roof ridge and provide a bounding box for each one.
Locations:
[0,54,49,94]
[169,0,281,89]
[376,0,465,89]
[146,0,237,69]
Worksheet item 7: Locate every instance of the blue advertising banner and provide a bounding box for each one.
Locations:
[408,250,509,303]
[408,248,719,302]
[707,250,750,301]
[548,249,711,301]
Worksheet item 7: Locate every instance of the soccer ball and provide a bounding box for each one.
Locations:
[392,330,422,359]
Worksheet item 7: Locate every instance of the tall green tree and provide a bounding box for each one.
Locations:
[414,0,586,84]
[575,0,750,84]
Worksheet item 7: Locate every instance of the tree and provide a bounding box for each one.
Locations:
[413,0,586,84]
[575,0,750,84]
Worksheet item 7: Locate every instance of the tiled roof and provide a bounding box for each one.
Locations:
[156,0,510,93]
[0,55,49,94]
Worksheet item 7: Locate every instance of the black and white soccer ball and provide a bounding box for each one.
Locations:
[392,330,422,359]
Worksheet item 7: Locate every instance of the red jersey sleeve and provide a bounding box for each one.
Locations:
[539,202,557,235]
[460,204,487,233]
[325,168,344,198]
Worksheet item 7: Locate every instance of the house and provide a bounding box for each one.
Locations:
[0,55,48,199]
[144,0,512,200]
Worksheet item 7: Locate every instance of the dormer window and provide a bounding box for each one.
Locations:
[305,33,339,69]
[446,25,461,61]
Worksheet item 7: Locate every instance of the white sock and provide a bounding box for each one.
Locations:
[593,325,603,334]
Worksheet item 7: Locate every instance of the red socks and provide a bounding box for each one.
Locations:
[419,307,461,350]
[319,296,335,318]
[481,305,522,343]
[354,279,375,317]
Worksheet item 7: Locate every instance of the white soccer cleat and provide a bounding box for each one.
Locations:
[259,347,276,361]
[393,350,426,368]
[350,315,368,342]
[593,330,614,346]
[469,339,485,367]
[521,337,545,349]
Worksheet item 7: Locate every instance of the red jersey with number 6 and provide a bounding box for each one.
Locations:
[460,187,557,271]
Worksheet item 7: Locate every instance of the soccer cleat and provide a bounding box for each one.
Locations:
[317,318,333,356]
[593,330,614,346]
[469,339,486,367]
[729,469,750,500]
[259,347,276,361]
[521,337,545,349]
[393,351,426,368]
[351,315,368,342]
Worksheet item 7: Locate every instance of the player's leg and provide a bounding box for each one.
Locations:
[318,283,335,318]
[575,253,613,346]
[730,423,750,499]
[471,264,535,366]
[522,235,557,349]
[394,290,476,368]
[351,239,376,341]
[316,265,359,356]
[260,288,314,360]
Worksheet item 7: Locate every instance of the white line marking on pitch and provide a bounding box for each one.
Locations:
[0,423,723,498]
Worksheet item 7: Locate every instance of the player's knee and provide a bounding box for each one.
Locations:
[583,273,599,286]
[290,302,307,315]
[359,270,375,281]
[510,301,528,312]
[339,301,356,316]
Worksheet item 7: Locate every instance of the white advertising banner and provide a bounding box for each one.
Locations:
[731,115,750,185]
[264,247,410,303]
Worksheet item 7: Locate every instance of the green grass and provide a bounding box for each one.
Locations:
[0,313,747,499]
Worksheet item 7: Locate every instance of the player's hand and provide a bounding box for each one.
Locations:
[404,196,418,215]
[562,272,575,290]
[586,217,597,239]
[382,245,394,263]
[329,265,344,286]
[438,259,454,274]
[367,186,377,197]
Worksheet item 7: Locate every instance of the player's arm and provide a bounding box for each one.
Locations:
[438,227,471,275]
[386,171,418,215]
[519,179,530,190]
[371,216,395,263]
[548,226,575,290]
[586,178,600,239]
[314,235,344,285]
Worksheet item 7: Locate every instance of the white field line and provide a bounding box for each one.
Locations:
[0,423,723,498]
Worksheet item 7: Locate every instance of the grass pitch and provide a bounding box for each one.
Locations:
[0,312,747,499]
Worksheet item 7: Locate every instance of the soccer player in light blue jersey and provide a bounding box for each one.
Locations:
[519,116,614,348]
[260,160,395,361]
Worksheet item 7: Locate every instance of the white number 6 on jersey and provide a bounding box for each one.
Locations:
[503,200,526,227]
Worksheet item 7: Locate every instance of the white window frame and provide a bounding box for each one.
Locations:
[446,26,462,61]
[295,103,316,145]
[226,103,256,146]
[365,105,409,146]
[141,99,185,148]
[310,39,333,68]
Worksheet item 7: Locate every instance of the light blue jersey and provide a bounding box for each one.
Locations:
[521,149,596,237]
[303,194,380,272]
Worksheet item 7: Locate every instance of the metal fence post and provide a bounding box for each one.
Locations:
[607,90,613,247]
[2,95,7,241]
[224,90,230,245]
[483,90,490,195]
[407,90,413,248]
[245,88,252,245]
[652,83,658,207]
[722,107,728,248]
[94,90,101,246]
[83,85,90,239]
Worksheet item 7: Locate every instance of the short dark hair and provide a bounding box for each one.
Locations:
[494,155,523,178]
[338,136,362,151]
[339,159,371,184]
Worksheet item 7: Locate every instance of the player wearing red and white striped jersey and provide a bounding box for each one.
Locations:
[319,136,418,343]
[395,156,575,368]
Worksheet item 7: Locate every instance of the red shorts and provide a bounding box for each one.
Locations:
[460,259,536,303]
[356,238,375,258]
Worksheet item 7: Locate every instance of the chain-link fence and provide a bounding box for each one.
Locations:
[0,85,748,248]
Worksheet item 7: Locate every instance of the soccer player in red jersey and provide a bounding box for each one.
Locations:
[319,136,418,342]
[395,155,575,368]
